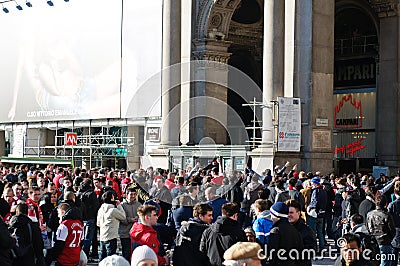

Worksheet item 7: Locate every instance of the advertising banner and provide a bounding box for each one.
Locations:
[277,97,301,152]
[0,0,162,122]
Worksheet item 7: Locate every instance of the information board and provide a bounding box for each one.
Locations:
[277,97,301,152]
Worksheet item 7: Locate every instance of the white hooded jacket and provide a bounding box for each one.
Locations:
[97,203,126,241]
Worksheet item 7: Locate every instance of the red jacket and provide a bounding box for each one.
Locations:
[53,174,64,189]
[106,177,122,199]
[130,222,165,265]
[211,175,224,186]
[164,178,176,190]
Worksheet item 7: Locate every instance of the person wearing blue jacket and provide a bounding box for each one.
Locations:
[252,199,273,246]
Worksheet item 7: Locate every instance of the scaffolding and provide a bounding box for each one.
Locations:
[24,126,135,169]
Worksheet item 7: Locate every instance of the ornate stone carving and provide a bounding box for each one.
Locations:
[195,0,242,40]
[227,0,236,8]
[215,0,224,6]
[192,40,232,64]
[368,0,399,17]
[210,13,223,28]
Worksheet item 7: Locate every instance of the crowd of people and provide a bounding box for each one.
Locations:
[0,160,398,266]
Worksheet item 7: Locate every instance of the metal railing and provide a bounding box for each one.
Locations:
[335,35,378,56]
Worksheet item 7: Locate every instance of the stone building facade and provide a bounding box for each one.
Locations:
[157,0,400,175]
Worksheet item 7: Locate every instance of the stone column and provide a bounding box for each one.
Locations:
[180,0,192,146]
[284,0,296,97]
[294,0,313,170]
[160,0,181,146]
[375,7,399,167]
[308,0,335,172]
[249,0,285,173]
[191,40,231,145]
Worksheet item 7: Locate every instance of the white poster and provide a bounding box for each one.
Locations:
[277,97,301,152]
[11,125,26,157]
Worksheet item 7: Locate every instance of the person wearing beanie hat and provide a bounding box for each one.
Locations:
[311,177,320,185]
[266,202,303,266]
[131,244,158,266]
[244,227,257,243]
[99,254,130,266]
[223,242,262,266]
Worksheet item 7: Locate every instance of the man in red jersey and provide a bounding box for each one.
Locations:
[26,187,43,226]
[45,203,84,266]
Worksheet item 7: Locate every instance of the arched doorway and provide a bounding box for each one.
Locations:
[334,1,379,175]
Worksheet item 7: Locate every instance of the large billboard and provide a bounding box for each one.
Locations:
[0,0,162,122]
[121,1,162,118]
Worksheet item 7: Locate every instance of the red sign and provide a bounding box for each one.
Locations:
[334,139,366,155]
[334,94,362,128]
[65,133,77,146]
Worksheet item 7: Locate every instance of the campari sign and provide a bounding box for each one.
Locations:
[334,94,362,129]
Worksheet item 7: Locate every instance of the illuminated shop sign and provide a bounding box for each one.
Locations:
[334,139,366,155]
[334,94,362,129]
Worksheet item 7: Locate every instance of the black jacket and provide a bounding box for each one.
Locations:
[47,200,82,235]
[200,216,246,266]
[267,218,304,266]
[333,188,345,217]
[322,182,335,214]
[292,219,317,266]
[0,218,16,266]
[9,214,44,266]
[79,188,99,221]
[366,207,396,246]
[18,171,27,182]
[387,197,400,248]
[342,194,357,221]
[224,180,244,205]
[309,186,328,218]
[352,187,366,213]
[5,174,18,184]
[173,218,210,266]
[358,198,375,221]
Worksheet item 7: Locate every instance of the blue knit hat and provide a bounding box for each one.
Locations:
[311,177,320,185]
[270,202,289,218]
